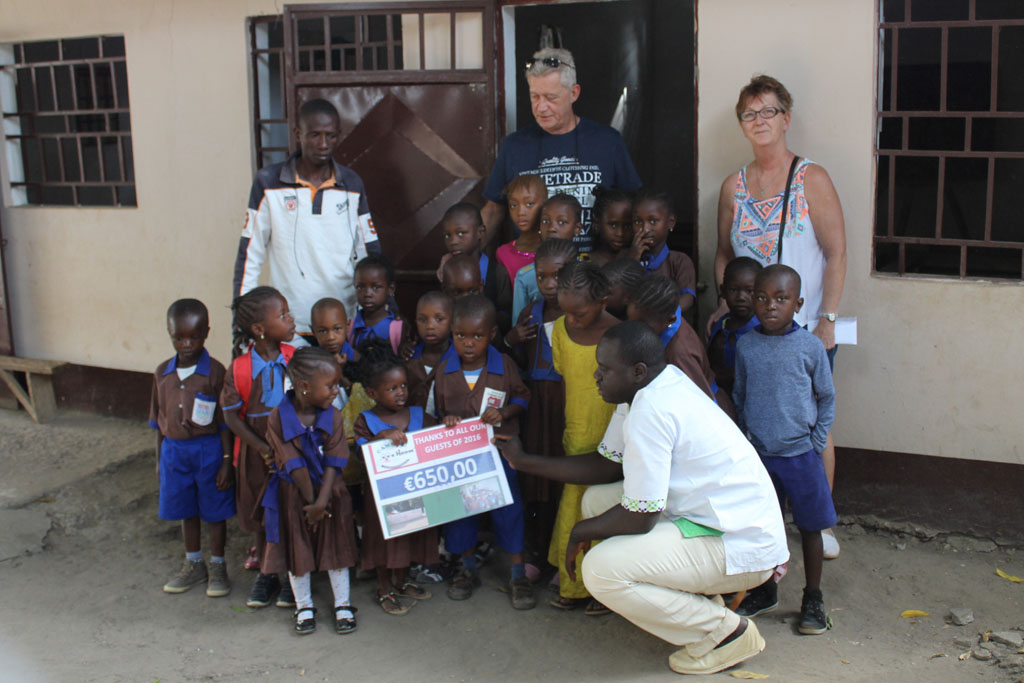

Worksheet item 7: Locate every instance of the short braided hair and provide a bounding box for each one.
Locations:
[557,260,608,302]
[285,346,339,386]
[629,275,677,319]
[231,286,283,358]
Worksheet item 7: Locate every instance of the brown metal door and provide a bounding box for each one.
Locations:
[284,3,496,314]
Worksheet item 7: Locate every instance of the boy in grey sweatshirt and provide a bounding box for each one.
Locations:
[732,264,836,636]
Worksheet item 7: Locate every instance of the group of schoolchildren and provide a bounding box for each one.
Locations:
[150,173,837,638]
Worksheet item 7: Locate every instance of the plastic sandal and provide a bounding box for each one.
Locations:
[294,606,317,635]
[244,546,259,571]
[335,605,358,634]
[376,590,410,615]
[585,599,611,616]
[548,595,582,610]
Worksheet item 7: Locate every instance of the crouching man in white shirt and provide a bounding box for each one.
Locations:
[496,321,789,675]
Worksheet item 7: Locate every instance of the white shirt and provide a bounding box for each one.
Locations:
[598,365,789,575]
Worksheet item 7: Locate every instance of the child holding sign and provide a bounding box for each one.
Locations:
[261,348,358,636]
[352,340,438,616]
[433,295,535,610]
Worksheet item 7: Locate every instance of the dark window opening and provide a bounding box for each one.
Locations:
[876,4,1024,279]
[1,35,136,207]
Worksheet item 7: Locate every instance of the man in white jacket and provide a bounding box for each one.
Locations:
[233,98,380,338]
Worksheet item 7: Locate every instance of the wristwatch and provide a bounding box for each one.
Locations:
[819,312,837,323]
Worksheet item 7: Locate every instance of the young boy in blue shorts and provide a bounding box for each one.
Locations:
[433,294,535,610]
[151,299,236,597]
[732,264,836,635]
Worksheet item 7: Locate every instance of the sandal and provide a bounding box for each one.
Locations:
[244,546,260,571]
[394,581,431,601]
[294,606,317,635]
[548,595,584,610]
[585,599,611,616]
[334,605,358,634]
[376,590,410,616]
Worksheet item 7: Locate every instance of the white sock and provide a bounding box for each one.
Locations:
[289,572,313,617]
[328,568,351,609]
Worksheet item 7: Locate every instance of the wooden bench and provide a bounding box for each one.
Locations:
[0,356,67,423]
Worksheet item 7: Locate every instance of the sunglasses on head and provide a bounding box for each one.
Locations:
[525,57,575,71]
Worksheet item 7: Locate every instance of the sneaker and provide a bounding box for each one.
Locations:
[412,563,445,584]
[245,572,280,608]
[447,568,480,601]
[394,580,431,600]
[206,562,231,598]
[163,559,207,594]
[669,619,766,675]
[734,581,778,618]
[798,588,828,635]
[276,578,295,608]
[822,529,841,560]
[509,577,536,610]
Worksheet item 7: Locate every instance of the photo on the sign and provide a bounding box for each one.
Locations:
[459,477,504,514]
[384,497,429,535]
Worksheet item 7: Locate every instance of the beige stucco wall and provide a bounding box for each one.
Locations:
[697,0,1023,464]
[1,0,1020,463]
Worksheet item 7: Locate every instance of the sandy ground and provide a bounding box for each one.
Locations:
[1,409,1023,683]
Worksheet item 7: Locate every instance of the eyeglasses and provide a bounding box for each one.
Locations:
[739,106,784,122]
[525,57,575,71]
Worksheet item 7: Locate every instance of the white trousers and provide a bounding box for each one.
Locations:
[580,482,772,658]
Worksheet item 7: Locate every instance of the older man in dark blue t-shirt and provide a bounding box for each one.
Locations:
[481,47,641,254]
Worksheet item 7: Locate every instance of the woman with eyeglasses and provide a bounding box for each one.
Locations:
[711,74,847,562]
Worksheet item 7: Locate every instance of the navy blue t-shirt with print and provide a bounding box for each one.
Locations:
[483,118,642,253]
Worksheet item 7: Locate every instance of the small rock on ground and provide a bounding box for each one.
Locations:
[953,636,975,649]
[972,647,994,661]
[949,608,974,626]
[990,631,1024,649]
[998,654,1023,669]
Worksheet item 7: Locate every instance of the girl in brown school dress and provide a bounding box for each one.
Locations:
[351,340,438,615]
[261,347,358,635]
[222,286,297,609]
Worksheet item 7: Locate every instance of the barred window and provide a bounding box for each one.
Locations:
[0,35,136,207]
[875,0,1024,280]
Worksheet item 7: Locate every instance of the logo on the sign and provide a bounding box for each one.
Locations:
[375,441,417,470]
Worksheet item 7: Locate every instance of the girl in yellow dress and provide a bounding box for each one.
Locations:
[548,261,619,612]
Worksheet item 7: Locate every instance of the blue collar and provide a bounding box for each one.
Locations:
[479,253,489,282]
[442,344,505,375]
[409,341,425,359]
[351,309,395,343]
[754,321,801,336]
[659,307,683,347]
[163,348,211,376]
[340,341,355,361]
[642,244,669,272]
[363,407,424,435]
[278,391,335,442]
[250,348,287,379]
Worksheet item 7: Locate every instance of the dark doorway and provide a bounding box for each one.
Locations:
[508,0,696,263]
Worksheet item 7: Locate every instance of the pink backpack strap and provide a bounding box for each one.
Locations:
[389,319,403,354]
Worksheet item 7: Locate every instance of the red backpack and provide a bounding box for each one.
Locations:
[231,343,296,464]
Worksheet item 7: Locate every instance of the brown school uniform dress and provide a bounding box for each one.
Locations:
[405,341,445,416]
[664,321,738,421]
[221,348,291,534]
[353,409,441,571]
[260,399,357,577]
[517,300,565,504]
[149,349,228,440]
[432,345,531,437]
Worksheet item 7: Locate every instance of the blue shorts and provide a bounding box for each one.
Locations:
[443,458,525,555]
[760,449,837,532]
[159,433,236,523]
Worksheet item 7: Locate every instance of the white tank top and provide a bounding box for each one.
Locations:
[729,158,826,328]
